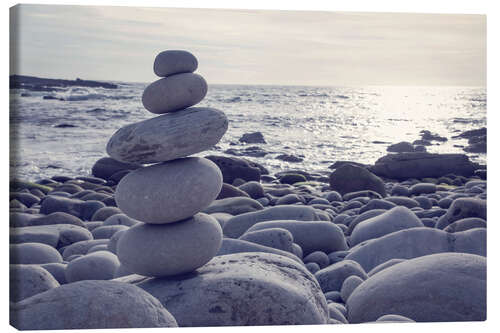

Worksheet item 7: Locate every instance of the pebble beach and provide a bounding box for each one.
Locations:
[9,50,487,328]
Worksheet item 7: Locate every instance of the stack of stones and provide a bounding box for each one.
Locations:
[105,50,229,277]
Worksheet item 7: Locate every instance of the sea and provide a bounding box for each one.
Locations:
[10,83,486,182]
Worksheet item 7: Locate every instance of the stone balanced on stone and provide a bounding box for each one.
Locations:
[106,50,229,277]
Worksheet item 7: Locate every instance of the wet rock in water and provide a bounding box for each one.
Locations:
[117,214,222,277]
[350,206,424,246]
[328,161,368,170]
[65,251,120,283]
[238,131,266,144]
[436,198,486,230]
[115,157,222,224]
[91,157,140,180]
[10,280,178,329]
[116,253,329,326]
[10,265,60,302]
[153,50,198,77]
[345,227,486,272]
[10,243,63,264]
[420,130,447,142]
[142,73,207,114]
[276,154,304,163]
[224,146,268,157]
[347,253,486,323]
[205,155,261,183]
[453,127,486,139]
[223,205,320,238]
[370,152,477,180]
[387,141,415,153]
[246,220,347,255]
[107,108,228,164]
[314,260,368,293]
[329,164,386,197]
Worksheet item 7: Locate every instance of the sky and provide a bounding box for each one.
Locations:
[10,4,486,86]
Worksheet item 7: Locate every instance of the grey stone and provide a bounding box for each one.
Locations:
[116,157,222,224]
[346,209,386,235]
[328,303,348,323]
[247,220,348,255]
[387,141,414,153]
[367,258,407,276]
[91,225,129,239]
[324,291,342,303]
[216,183,250,200]
[436,198,487,229]
[102,213,139,226]
[10,264,60,302]
[350,206,424,246]
[216,238,301,263]
[117,253,328,326]
[117,213,222,277]
[40,263,67,284]
[384,196,420,208]
[340,275,364,302]
[391,184,410,196]
[107,108,227,164]
[303,251,329,269]
[239,227,294,253]
[358,199,396,214]
[305,262,320,274]
[443,217,486,233]
[376,314,416,322]
[205,155,261,183]
[40,196,105,220]
[91,206,121,221]
[347,253,486,323]
[91,157,140,180]
[329,164,386,197]
[142,73,207,114]
[223,205,320,238]
[345,227,486,272]
[343,190,382,201]
[292,243,303,258]
[62,239,109,260]
[202,197,263,215]
[209,212,233,229]
[10,224,92,248]
[409,182,436,196]
[10,242,63,264]
[10,280,178,329]
[87,244,110,253]
[238,181,265,199]
[275,193,305,205]
[65,251,120,282]
[239,131,266,144]
[314,260,368,293]
[153,50,198,77]
[370,152,477,180]
[107,229,128,254]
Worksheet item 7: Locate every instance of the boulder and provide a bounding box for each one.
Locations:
[153,50,198,77]
[350,206,424,246]
[347,253,486,322]
[10,280,178,329]
[107,107,228,164]
[387,141,414,153]
[216,183,250,200]
[246,220,348,255]
[239,131,266,144]
[443,218,487,233]
[329,164,386,197]
[340,275,364,302]
[345,227,486,272]
[65,251,120,282]
[116,253,329,326]
[205,155,261,183]
[40,263,68,284]
[238,181,265,199]
[370,152,477,180]
[115,157,222,224]
[91,206,121,221]
[436,198,487,229]
[10,265,60,302]
[216,238,301,263]
[117,213,222,277]
[10,242,63,264]
[223,205,320,238]
[91,225,129,239]
[239,227,294,253]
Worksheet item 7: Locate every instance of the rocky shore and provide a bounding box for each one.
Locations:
[9,50,487,329]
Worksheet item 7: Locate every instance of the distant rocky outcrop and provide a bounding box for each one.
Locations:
[10,75,118,91]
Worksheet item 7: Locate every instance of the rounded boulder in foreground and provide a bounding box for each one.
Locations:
[10,280,178,329]
[106,107,228,164]
[117,213,223,277]
[116,252,328,326]
[347,253,486,323]
[142,73,207,114]
[153,50,198,77]
[115,157,222,224]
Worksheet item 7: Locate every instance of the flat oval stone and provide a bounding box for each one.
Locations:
[142,73,207,114]
[153,50,198,77]
[106,107,228,164]
[117,213,223,277]
[115,157,222,224]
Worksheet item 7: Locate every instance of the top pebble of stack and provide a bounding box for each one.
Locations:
[153,50,198,77]
[142,50,207,114]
